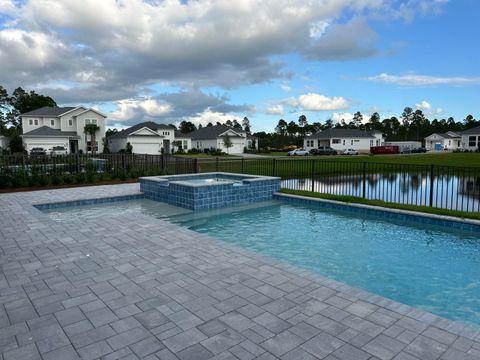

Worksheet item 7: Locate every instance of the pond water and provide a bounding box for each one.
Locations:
[282,173,480,212]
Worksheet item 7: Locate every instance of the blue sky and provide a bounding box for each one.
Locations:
[0,0,478,132]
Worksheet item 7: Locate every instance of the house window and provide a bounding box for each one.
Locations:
[85,119,90,125]
[163,131,170,136]
[354,140,360,142]
[34,119,38,125]
[343,140,345,145]
[85,119,97,125]
[351,140,354,145]
[370,140,374,146]
[86,141,98,152]
[469,136,476,147]
[68,119,73,126]
[458,141,461,147]
[332,139,341,144]
[50,119,55,126]
[29,119,33,126]
[183,140,188,149]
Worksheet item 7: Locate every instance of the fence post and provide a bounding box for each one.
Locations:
[241,158,244,174]
[76,153,80,174]
[311,159,315,192]
[272,158,276,177]
[144,153,148,172]
[362,161,366,198]
[429,164,435,207]
[216,157,219,172]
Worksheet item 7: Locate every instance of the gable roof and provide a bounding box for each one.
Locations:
[462,126,480,135]
[174,131,191,138]
[306,128,377,139]
[188,125,246,140]
[75,108,107,118]
[426,132,461,139]
[22,126,79,137]
[107,121,175,140]
[21,106,77,117]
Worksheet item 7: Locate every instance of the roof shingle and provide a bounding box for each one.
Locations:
[21,106,77,117]
[22,126,79,137]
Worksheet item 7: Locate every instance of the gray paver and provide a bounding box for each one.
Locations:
[0,184,478,360]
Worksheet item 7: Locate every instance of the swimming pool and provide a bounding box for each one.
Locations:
[43,197,480,327]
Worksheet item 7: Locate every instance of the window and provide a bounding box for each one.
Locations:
[85,119,90,125]
[354,140,360,142]
[469,136,476,147]
[332,139,341,144]
[370,140,374,146]
[85,119,97,125]
[163,131,170,136]
[34,119,38,126]
[29,119,33,126]
[351,140,354,145]
[183,140,188,149]
[86,141,98,152]
[50,119,55,126]
[343,140,345,145]
[68,119,73,126]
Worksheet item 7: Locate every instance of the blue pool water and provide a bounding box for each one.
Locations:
[44,198,480,327]
[168,200,480,327]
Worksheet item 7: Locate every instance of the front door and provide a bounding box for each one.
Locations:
[163,139,170,154]
[69,140,78,154]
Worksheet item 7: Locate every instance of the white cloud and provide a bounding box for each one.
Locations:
[265,105,284,115]
[364,73,480,86]
[280,83,292,92]
[297,93,350,111]
[415,100,443,116]
[109,98,172,122]
[331,112,354,123]
[182,109,239,128]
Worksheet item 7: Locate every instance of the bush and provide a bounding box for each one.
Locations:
[187,148,201,154]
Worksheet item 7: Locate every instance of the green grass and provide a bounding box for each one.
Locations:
[279,188,480,221]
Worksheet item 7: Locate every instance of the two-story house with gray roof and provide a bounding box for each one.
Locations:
[21,106,106,153]
[304,128,384,153]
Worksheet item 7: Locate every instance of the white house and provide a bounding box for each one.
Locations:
[304,129,384,153]
[424,131,461,151]
[189,125,254,154]
[21,106,106,153]
[461,126,480,151]
[107,122,191,154]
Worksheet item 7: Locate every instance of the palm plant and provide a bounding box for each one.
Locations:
[84,123,100,154]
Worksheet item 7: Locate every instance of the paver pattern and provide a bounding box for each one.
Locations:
[1,184,480,359]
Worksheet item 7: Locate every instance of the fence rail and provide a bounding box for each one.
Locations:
[1,154,479,212]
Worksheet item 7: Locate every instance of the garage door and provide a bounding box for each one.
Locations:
[131,143,160,154]
[229,142,244,154]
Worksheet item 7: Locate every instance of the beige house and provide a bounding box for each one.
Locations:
[21,106,106,153]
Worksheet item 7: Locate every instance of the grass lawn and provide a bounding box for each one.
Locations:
[279,189,480,221]
[174,153,240,158]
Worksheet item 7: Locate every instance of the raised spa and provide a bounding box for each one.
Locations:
[139,172,281,210]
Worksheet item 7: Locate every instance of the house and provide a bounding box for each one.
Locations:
[107,122,187,154]
[188,125,254,154]
[21,106,106,153]
[424,131,461,151]
[304,129,384,152]
[460,126,480,151]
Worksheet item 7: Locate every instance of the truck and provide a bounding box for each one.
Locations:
[370,145,400,155]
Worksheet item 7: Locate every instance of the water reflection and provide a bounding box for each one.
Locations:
[282,173,480,212]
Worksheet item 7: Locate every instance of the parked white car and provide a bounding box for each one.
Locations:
[288,148,309,156]
[341,148,359,155]
[49,146,68,156]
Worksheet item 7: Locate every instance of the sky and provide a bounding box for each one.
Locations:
[0,0,479,132]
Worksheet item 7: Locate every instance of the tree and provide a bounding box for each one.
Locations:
[179,121,196,134]
[102,138,110,153]
[8,132,24,154]
[226,119,233,127]
[207,122,213,127]
[223,134,233,154]
[172,140,183,153]
[298,114,307,127]
[353,111,363,128]
[84,123,100,154]
[286,121,298,136]
[126,142,133,153]
[232,119,242,129]
[366,112,380,131]
[275,119,287,135]
[105,128,118,138]
[401,107,414,126]
[242,117,251,133]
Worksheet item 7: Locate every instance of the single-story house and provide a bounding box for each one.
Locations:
[303,129,384,152]
[188,125,254,154]
[173,131,191,153]
[461,126,480,151]
[21,106,106,153]
[424,131,461,151]
[107,122,187,154]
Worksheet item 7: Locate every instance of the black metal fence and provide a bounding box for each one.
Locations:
[195,157,480,212]
[1,154,479,212]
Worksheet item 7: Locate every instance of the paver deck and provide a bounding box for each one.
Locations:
[1,184,480,360]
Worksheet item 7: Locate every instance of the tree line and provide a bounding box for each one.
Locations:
[253,109,480,150]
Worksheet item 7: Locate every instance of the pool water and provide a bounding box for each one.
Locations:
[177,178,242,185]
[43,198,480,327]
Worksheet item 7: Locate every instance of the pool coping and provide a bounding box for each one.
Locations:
[3,184,480,359]
[275,192,480,231]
